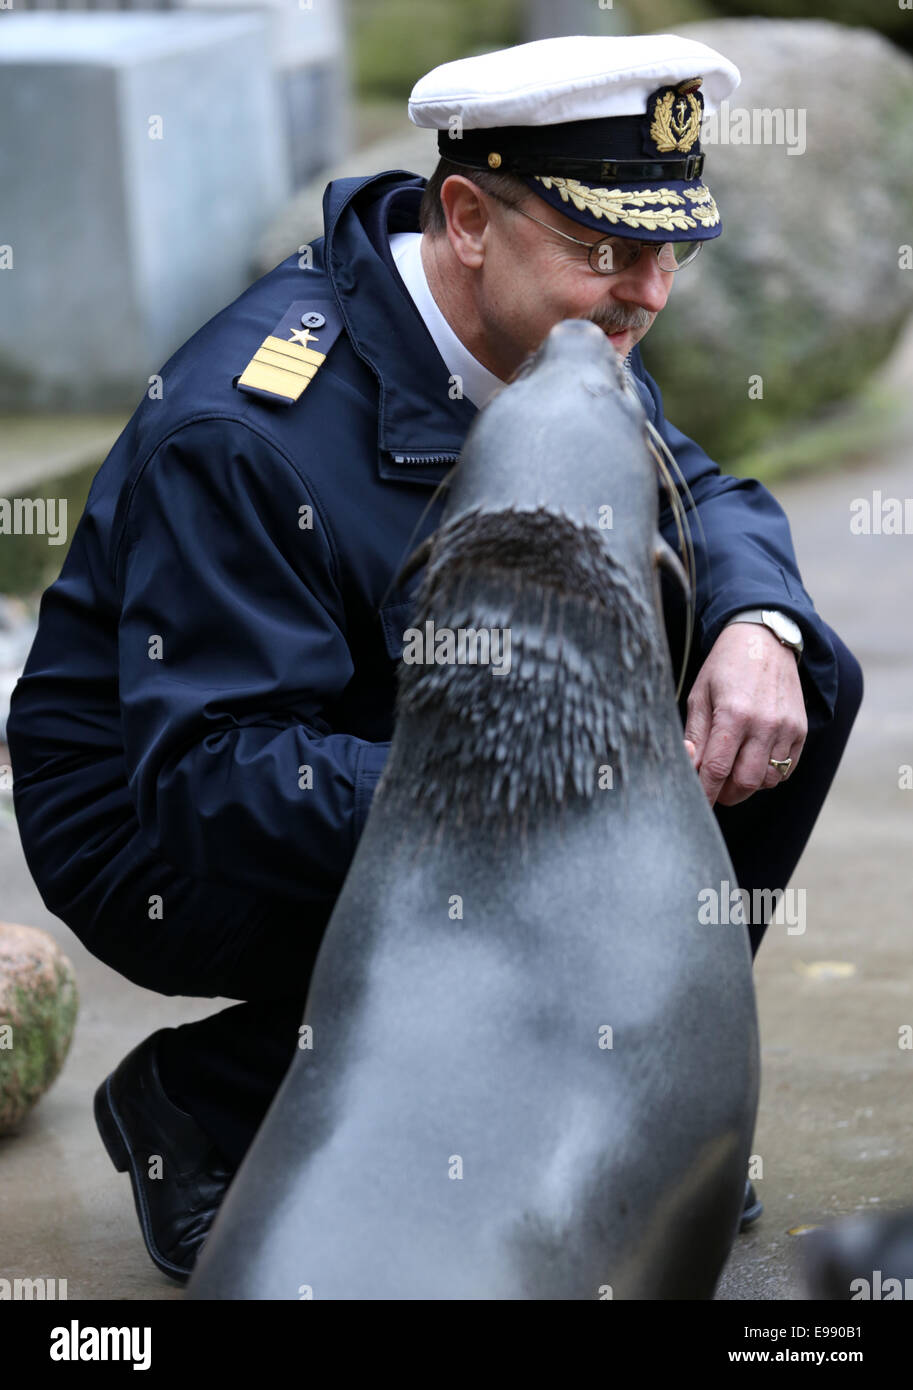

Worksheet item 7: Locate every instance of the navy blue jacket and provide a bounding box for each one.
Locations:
[7,170,839,988]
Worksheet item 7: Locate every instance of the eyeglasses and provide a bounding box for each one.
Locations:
[488,193,702,275]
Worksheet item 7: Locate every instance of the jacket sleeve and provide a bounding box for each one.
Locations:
[630,351,839,729]
[114,418,389,905]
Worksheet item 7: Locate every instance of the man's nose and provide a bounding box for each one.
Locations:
[609,246,672,313]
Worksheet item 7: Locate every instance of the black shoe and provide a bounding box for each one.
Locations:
[740,1180,763,1231]
[94,1028,234,1283]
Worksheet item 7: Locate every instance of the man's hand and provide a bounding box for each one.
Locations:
[681,623,808,808]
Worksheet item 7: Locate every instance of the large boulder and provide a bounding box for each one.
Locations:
[0,922,78,1135]
[706,0,912,51]
[645,18,913,462]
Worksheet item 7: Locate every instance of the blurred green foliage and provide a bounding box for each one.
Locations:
[612,0,715,32]
[726,381,905,484]
[350,0,910,106]
[352,0,523,100]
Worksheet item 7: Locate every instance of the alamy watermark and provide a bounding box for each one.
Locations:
[850,491,913,535]
[402,620,511,676]
[849,1270,913,1300]
[701,103,806,156]
[0,497,67,546]
[0,1276,67,1298]
[698,881,806,934]
[49,1320,151,1370]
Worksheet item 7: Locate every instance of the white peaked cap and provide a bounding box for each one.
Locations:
[408,34,741,129]
[407,34,742,244]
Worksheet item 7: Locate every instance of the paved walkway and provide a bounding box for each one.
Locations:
[1,331,910,1301]
[717,345,913,1298]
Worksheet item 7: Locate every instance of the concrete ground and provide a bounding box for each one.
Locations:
[716,353,913,1299]
[1,334,911,1301]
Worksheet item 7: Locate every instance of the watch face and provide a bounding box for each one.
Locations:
[762,609,802,647]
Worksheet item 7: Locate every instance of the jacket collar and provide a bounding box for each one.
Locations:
[322,171,657,482]
[323,171,477,482]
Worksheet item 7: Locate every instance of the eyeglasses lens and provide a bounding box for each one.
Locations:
[588,238,701,274]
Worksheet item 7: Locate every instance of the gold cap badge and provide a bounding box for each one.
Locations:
[648,77,704,155]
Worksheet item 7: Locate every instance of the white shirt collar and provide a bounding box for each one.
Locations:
[388,231,504,410]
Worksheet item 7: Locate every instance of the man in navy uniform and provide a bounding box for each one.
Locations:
[6,34,862,1283]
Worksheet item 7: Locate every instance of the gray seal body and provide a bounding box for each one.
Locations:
[188,320,760,1300]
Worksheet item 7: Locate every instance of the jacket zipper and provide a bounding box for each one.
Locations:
[393,367,634,465]
[391,452,460,466]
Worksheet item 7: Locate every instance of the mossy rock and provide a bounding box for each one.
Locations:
[641,18,913,467]
[0,922,78,1135]
[700,0,912,46]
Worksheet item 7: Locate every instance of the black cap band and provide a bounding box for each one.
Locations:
[436,138,704,183]
[435,107,705,184]
[430,93,719,245]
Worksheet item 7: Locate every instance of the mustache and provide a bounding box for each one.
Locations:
[581,304,652,334]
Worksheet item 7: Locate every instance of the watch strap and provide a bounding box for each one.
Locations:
[725,609,803,660]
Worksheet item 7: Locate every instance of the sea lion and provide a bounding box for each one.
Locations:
[187,318,760,1300]
[804,1208,913,1300]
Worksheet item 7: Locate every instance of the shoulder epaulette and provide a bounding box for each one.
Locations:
[234,299,343,406]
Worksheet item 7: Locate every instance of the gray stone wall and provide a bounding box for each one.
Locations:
[0,12,291,409]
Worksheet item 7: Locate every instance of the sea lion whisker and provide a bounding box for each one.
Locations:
[646,428,702,700]
[646,419,707,602]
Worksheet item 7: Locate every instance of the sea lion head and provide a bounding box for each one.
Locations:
[387,319,690,836]
[446,318,659,583]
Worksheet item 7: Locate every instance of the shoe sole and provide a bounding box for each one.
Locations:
[93,1074,191,1284]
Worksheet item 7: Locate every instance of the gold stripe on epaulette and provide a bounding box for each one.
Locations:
[261,335,326,369]
[237,333,328,402]
[253,346,321,375]
[238,359,315,402]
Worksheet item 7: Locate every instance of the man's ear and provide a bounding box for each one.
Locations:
[438,175,491,270]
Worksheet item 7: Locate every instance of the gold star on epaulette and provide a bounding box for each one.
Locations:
[288,326,321,349]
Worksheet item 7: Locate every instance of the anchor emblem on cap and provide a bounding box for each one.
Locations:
[648,77,703,155]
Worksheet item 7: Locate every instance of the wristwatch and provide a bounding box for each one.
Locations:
[725,608,804,662]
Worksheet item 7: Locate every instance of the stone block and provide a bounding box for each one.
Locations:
[0,13,291,410]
